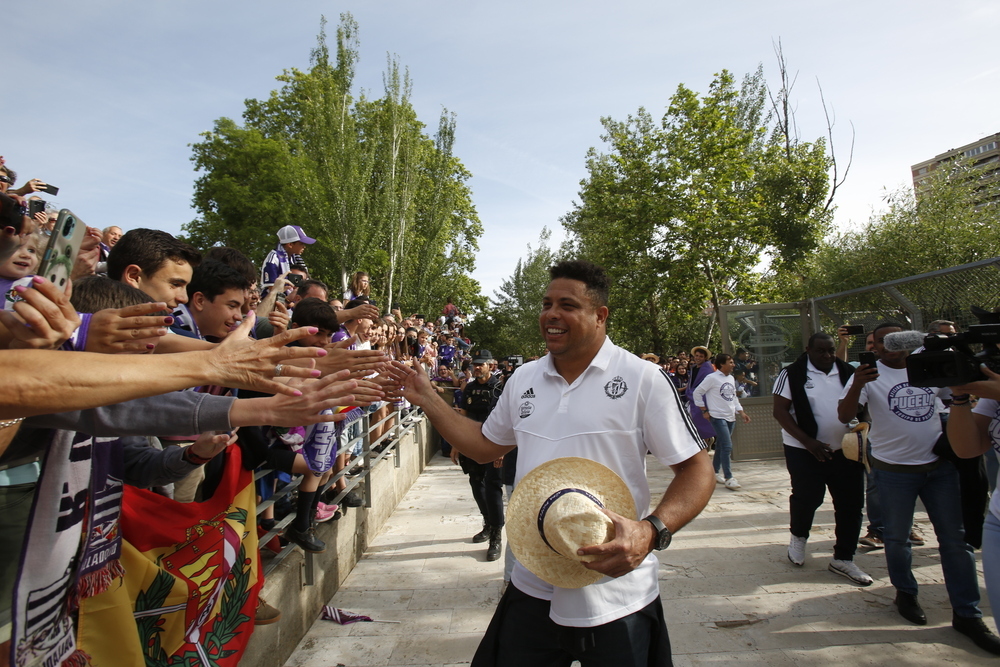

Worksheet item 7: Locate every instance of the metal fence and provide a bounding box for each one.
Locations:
[721,256,1000,459]
[810,256,1000,360]
[255,407,425,583]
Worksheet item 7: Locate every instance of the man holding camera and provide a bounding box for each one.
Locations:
[838,322,1000,655]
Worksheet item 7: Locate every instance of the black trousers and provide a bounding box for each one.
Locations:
[472,584,671,667]
[784,445,865,561]
[460,453,505,528]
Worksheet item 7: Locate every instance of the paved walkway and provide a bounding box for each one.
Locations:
[286,455,997,666]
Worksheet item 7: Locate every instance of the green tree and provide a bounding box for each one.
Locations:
[806,159,1000,296]
[564,66,833,353]
[184,14,482,311]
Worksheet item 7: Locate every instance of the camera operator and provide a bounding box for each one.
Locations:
[837,322,1000,654]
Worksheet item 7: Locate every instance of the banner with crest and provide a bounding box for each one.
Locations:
[76,446,260,667]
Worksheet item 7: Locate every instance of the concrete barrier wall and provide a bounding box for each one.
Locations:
[241,419,439,667]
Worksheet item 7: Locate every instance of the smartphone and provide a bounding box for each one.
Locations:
[287,273,304,287]
[40,183,59,196]
[843,324,865,336]
[858,351,877,368]
[28,199,46,217]
[37,209,86,291]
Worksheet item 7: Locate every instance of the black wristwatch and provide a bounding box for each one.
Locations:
[643,515,672,550]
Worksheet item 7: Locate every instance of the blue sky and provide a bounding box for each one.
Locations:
[4,1,998,299]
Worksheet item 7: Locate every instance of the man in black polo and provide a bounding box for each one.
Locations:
[456,349,505,561]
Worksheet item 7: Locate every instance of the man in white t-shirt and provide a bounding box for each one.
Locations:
[838,322,1000,654]
[389,260,715,666]
[772,332,871,585]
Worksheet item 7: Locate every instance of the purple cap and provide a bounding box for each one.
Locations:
[277,225,316,245]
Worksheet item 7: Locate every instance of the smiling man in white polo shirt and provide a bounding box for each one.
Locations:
[390,260,715,667]
[772,332,871,585]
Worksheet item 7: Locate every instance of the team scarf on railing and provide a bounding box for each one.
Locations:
[75,445,261,667]
[10,431,124,667]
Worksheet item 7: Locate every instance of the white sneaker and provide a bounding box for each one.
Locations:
[715,472,726,484]
[724,477,741,490]
[829,558,873,586]
[787,535,807,566]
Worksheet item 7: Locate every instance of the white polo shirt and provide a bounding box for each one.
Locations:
[773,361,850,451]
[482,336,704,628]
[839,361,946,466]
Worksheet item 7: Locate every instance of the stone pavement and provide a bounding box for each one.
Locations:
[286,454,998,666]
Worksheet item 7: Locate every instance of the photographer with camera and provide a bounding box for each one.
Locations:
[838,322,1000,654]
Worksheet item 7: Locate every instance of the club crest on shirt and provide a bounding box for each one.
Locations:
[887,383,935,422]
[604,376,628,400]
[519,401,534,419]
[720,382,736,401]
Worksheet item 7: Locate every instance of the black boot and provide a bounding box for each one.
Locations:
[954,615,1000,655]
[486,527,502,561]
[472,520,489,544]
[894,591,926,625]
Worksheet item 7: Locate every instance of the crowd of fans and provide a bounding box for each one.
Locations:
[0,155,489,666]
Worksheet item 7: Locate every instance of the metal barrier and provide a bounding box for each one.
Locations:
[810,256,1000,360]
[254,406,425,583]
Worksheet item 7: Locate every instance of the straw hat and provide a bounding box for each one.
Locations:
[506,457,636,589]
[841,422,870,472]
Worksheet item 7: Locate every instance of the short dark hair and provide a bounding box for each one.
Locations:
[345,297,371,310]
[927,319,955,334]
[714,353,732,368]
[296,279,329,298]
[872,321,903,338]
[291,297,339,331]
[204,246,258,286]
[187,259,251,302]
[548,260,610,308]
[807,332,835,348]
[107,229,201,281]
[71,275,157,313]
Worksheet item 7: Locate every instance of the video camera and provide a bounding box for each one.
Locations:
[906,307,1000,387]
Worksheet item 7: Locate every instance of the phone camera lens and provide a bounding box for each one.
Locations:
[63,219,75,238]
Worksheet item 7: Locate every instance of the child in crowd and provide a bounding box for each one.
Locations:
[0,233,40,309]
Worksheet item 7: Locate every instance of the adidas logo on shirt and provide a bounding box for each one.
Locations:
[520,388,535,399]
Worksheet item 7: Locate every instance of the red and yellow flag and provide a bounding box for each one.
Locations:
[76,447,261,667]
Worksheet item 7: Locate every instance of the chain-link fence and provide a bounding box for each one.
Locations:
[721,257,1000,459]
[810,256,1000,361]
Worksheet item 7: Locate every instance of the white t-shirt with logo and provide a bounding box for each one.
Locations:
[972,398,1000,520]
[774,361,850,451]
[691,370,743,422]
[840,361,946,465]
[482,336,704,628]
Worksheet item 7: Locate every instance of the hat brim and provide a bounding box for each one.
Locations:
[841,422,869,472]
[507,457,636,589]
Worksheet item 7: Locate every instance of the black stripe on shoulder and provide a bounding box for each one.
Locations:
[658,369,704,447]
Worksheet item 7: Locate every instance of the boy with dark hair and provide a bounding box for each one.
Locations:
[107,229,202,308]
[171,260,250,342]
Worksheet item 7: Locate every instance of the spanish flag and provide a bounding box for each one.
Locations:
[76,446,261,666]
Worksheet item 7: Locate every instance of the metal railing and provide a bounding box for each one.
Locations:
[254,407,425,583]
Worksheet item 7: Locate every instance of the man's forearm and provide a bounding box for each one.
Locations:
[420,391,512,463]
[947,406,991,458]
[1,349,214,419]
[651,450,715,534]
[837,386,862,424]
